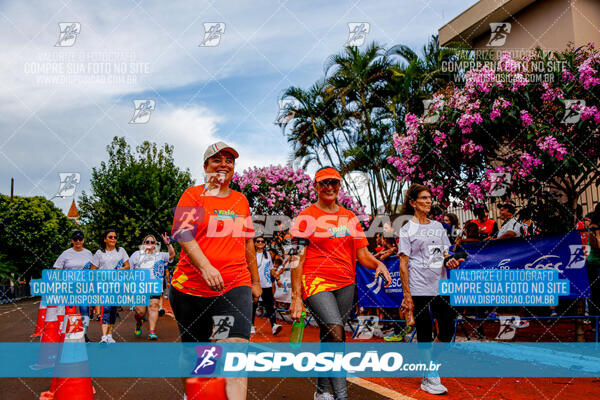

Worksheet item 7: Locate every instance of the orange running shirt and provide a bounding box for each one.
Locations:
[291,204,368,300]
[170,185,254,297]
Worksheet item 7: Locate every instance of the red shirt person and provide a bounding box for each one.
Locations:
[290,166,391,400]
[170,141,261,400]
[470,206,498,240]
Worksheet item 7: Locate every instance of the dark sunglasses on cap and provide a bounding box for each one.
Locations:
[318,179,340,188]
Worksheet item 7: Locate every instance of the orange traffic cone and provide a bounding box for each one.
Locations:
[57,306,66,342]
[30,306,61,371]
[31,302,47,337]
[186,377,228,400]
[48,311,95,400]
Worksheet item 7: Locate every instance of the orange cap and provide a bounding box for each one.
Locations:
[315,167,341,182]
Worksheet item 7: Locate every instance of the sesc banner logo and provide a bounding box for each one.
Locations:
[192,345,222,375]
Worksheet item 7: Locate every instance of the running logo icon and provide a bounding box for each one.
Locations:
[199,23,225,47]
[211,315,234,340]
[366,274,385,294]
[422,99,439,124]
[561,99,585,124]
[487,23,511,47]
[566,245,587,269]
[172,206,202,242]
[346,23,370,46]
[192,345,222,375]
[129,100,155,124]
[488,172,511,197]
[274,99,299,128]
[495,315,529,340]
[55,23,81,47]
[355,316,379,339]
[55,172,80,198]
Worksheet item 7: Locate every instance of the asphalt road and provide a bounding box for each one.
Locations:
[0,298,390,400]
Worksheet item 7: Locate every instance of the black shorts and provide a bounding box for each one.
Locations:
[169,285,252,342]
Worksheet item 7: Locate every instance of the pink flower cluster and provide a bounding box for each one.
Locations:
[540,82,564,101]
[460,140,483,158]
[457,112,483,134]
[517,152,543,176]
[520,110,533,127]
[233,165,367,221]
[536,136,568,160]
[426,183,445,202]
[387,114,421,176]
[580,105,600,123]
[498,52,522,73]
[490,97,511,120]
[432,130,447,148]
[464,65,496,95]
[578,54,600,89]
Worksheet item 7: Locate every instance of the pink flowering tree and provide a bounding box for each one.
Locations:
[231,165,368,222]
[388,44,600,229]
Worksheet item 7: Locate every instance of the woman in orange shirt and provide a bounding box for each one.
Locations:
[290,167,391,400]
[170,141,261,400]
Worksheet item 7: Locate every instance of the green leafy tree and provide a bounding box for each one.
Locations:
[78,137,194,253]
[282,36,460,213]
[0,195,74,281]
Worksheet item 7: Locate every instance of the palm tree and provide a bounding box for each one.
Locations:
[324,43,397,212]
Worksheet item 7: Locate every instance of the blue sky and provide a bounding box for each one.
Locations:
[0,0,477,212]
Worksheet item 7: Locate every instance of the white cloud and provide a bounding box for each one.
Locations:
[0,0,478,214]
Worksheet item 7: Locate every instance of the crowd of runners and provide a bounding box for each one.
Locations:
[48,140,600,400]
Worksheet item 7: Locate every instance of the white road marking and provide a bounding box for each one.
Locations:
[0,307,23,316]
[347,377,416,400]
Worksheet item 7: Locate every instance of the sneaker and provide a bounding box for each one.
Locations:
[106,334,116,343]
[148,331,158,340]
[96,315,101,321]
[251,325,256,334]
[313,392,334,400]
[384,333,404,342]
[550,311,558,317]
[100,335,108,343]
[158,308,166,317]
[135,321,142,337]
[421,376,448,395]
[272,324,282,336]
[84,334,90,343]
[584,318,591,325]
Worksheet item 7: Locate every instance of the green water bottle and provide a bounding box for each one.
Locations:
[289,311,306,348]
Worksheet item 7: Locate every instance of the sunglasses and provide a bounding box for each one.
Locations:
[72,238,84,242]
[318,179,340,188]
[255,240,265,244]
[107,235,117,239]
[145,240,156,244]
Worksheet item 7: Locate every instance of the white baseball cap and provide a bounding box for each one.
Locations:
[203,141,239,163]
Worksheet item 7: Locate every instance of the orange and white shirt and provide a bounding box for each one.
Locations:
[291,204,368,300]
[171,185,254,297]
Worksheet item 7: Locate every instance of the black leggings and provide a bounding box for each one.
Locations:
[169,285,252,342]
[252,286,276,326]
[412,295,456,342]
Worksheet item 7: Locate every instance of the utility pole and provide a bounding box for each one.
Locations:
[10,177,14,202]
